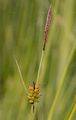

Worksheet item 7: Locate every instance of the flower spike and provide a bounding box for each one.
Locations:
[43,6,52,50]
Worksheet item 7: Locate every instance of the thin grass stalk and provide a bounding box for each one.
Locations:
[14,56,27,94]
[32,5,52,118]
[68,104,76,120]
[36,50,44,84]
[48,42,76,120]
[36,6,52,84]
[64,98,75,120]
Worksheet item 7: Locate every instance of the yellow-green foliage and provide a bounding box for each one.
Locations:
[0,0,76,120]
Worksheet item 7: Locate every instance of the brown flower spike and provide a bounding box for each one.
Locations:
[43,6,52,50]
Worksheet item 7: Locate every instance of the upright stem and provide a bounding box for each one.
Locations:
[36,6,52,84]
[36,50,44,84]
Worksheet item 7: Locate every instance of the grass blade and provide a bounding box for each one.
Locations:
[68,104,76,120]
[48,42,76,120]
[14,56,27,94]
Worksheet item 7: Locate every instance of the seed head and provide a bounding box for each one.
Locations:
[27,82,40,105]
[43,6,52,50]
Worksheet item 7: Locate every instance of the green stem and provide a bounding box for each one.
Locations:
[36,50,44,84]
[14,56,27,94]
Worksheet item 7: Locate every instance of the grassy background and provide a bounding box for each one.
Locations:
[0,0,76,120]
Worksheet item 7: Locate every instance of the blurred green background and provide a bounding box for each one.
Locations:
[0,0,76,120]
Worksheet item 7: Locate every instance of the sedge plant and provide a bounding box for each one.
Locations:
[14,6,52,113]
[0,0,76,120]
